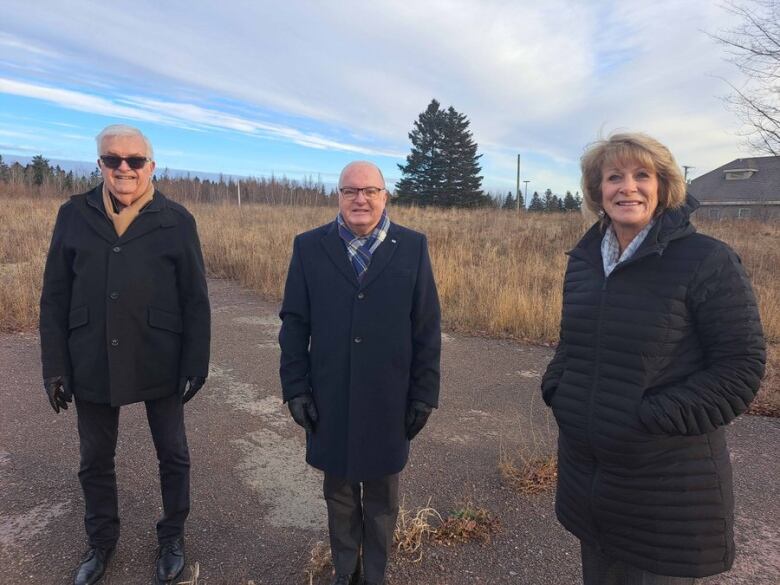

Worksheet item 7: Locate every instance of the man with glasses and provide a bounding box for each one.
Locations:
[279,161,441,585]
[40,124,210,585]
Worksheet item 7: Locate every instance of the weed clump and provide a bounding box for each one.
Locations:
[433,504,500,546]
[305,541,332,584]
[499,446,558,494]
[394,498,500,562]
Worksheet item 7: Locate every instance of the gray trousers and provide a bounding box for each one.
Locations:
[581,542,697,585]
[323,473,399,583]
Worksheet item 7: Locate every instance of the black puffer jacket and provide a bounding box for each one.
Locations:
[541,198,765,578]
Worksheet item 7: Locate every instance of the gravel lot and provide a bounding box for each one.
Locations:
[1,278,777,585]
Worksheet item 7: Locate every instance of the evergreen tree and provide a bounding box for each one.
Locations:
[543,189,555,212]
[528,191,544,211]
[396,99,486,207]
[503,190,515,209]
[30,154,52,186]
[0,155,9,182]
[563,190,579,211]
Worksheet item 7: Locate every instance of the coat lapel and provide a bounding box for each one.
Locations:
[321,221,360,287]
[118,191,174,244]
[359,223,399,289]
[82,185,119,243]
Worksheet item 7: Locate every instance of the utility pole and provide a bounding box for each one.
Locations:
[237,179,241,207]
[682,165,695,183]
[516,154,521,211]
[523,180,530,208]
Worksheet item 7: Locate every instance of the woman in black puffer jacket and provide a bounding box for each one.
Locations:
[542,132,765,585]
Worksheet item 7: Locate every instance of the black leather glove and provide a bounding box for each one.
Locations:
[287,393,318,433]
[44,375,72,414]
[180,376,206,404]
[405,400,433,440]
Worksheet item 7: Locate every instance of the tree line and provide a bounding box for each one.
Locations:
[0,154,332,205]
[0,153,581,211]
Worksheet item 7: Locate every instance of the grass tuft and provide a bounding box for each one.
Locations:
[305,541,333,585]
[394,497,443,562]
[499,447,558,494]
[433,503,501,546]
[176,562,200,584]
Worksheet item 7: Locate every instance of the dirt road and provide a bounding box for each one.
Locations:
[1,278,777,584]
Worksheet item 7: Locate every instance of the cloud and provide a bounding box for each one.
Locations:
[0,0,760,191]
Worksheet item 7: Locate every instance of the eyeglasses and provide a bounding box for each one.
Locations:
[99,155,151,170]
[339,187,385,200]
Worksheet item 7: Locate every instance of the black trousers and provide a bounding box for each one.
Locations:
[75,392,190,548]
[581,542,697,585]
[323,473,399,583]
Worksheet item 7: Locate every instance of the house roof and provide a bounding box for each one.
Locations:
[688,155,780,204]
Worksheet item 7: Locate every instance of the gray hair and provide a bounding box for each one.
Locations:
[338,161,385,188]
[95,124,154,159]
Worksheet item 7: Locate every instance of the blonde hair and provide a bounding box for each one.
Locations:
[580,132,686,217]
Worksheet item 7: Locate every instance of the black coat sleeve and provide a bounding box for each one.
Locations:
[639,244,766,435]
[408,235,441,408]
[279,236,312,403]
[39,202,74,380]
[177,213,210,377]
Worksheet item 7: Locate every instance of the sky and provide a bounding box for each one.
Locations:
[0,0,761,196]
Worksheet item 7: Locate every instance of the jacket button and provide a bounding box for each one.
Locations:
[353,337,363,344]
[110,338,119,347]
[357,292,365,300]
[112,246,122,253]
[109,291,120,300]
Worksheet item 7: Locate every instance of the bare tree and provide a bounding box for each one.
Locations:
[711,0,780,155]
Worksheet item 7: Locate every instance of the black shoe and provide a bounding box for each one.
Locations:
[74,546,113,585]
[330,570,361,585]
[155,538,185,583]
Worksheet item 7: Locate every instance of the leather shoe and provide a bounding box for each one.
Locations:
[155,538,185,583]
[74,546,113,585]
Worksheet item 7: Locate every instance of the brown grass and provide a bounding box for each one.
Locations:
[394,497,443,562]
[304,541,332,584]
[499,447,558,494]
[433,502,501,546]
[175,562,200,584]
[393,498,500,564]
[1,196,778,411]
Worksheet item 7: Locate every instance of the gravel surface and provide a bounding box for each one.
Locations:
[1,278,777,585]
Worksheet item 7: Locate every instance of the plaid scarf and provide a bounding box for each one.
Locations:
[337,210,390,281]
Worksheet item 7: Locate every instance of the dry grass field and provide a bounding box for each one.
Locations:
[0,197,777,412]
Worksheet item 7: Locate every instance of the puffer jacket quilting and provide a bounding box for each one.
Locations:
[542,198,765,577]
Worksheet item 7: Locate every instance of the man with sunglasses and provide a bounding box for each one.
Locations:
[40,124,210,585]
[279,161,441,585]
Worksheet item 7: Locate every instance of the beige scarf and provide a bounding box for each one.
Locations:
[102,181,155,237]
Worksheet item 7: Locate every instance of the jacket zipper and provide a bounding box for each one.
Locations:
[587,275,608,543]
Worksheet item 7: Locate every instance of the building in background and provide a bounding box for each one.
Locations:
[689,156,780,219]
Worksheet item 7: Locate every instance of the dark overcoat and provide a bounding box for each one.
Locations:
[40,184,210,407]
[541,197,765,577]
[279,220,441,481]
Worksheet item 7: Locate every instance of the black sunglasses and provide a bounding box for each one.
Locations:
[99,155,151,170]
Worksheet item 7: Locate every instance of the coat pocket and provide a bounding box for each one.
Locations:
[68,305,89,330]
[148,306,183,334]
